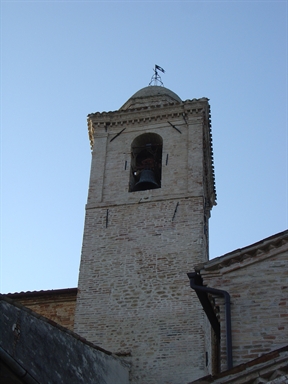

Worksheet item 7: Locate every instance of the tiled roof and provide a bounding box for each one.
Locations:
[4,287,77,298]
[189,345,288,383]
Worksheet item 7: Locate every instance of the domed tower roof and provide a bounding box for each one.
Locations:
[120,85,182,110]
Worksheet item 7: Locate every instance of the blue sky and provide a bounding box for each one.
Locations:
[1,1,287,294]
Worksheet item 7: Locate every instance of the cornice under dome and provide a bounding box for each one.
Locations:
[120,85,182,110]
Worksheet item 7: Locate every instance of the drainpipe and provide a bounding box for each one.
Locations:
[187,272,233,370]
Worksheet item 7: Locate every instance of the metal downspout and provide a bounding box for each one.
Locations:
[187,272,233,370]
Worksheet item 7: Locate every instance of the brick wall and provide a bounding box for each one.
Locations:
[75,95,216,384]
[198,232,288,371]
[87,117,207,207]
[6,288,77,331]
[75,197,210,383]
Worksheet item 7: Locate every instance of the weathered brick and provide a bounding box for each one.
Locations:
[6,289,77,331]
[74,89,215,384]
[200,233,288,372]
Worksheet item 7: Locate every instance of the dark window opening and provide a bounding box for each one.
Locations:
[129,133,163,192]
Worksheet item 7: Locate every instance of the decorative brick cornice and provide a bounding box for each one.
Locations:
[202,104,216,206]
[196,230,288,273]
[87,98,210,149]
[88,98,208,119]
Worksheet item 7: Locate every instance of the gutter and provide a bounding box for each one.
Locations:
[0,346,39,384]
[187,272,233,370]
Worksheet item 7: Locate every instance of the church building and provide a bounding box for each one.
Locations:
[74,82,216,383]
[1,78,287,384]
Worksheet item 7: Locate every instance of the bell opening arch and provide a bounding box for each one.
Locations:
[129,132,163,192]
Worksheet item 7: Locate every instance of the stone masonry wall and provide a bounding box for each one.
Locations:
[75,97,215,384]
[75,197,209,384]
[199,239,288,372]
[6,289,77,331]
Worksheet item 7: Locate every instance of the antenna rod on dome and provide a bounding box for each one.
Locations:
[149,65,165,86]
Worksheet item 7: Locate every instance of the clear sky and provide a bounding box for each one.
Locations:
[1,1,287,294]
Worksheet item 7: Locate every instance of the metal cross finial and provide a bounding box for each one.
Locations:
[149,65,165,86]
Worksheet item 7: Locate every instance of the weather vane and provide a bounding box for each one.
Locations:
[149,65,165,86]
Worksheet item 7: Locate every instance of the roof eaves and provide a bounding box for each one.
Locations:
[4,287,77,298]
[197,230,288,272]
[188,345,288,384]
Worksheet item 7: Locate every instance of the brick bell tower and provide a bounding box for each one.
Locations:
[74,83,216,384]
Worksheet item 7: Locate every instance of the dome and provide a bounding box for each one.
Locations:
[120,86,182,110]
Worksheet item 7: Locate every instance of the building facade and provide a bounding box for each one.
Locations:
[74,85,216,383]
[1,83,287,384]
[195,230,288,372]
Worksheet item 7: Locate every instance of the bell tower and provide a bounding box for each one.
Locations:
[74,85,216,384]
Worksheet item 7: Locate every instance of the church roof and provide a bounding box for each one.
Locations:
[5,287,77,298]
[196,229,288,273]
[0,295,129,383]
[189,345,288,384]
[120,85,182,110]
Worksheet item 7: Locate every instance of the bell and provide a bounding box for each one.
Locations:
[133,170,160,191]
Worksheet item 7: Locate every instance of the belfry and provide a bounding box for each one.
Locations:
[74,82,216,383]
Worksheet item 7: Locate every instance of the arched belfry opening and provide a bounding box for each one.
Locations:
[129,133,163,192]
